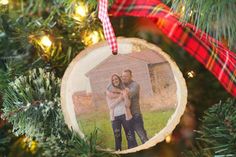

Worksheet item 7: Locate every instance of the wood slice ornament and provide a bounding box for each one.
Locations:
[61,37,187,154]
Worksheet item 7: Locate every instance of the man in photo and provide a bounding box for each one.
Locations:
[121,69,149,144]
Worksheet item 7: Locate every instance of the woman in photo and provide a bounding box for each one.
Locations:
[106,74,137,151]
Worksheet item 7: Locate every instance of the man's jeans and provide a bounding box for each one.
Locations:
[133,113,148,143]
[112,114,137,150]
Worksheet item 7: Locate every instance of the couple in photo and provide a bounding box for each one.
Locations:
[106,69,148,151]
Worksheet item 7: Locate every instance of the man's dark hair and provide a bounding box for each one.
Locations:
[123,69,132,76]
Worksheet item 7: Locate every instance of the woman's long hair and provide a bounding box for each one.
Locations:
[111,74,125,89]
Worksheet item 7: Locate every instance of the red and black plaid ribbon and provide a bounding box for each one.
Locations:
[109,0,236,97]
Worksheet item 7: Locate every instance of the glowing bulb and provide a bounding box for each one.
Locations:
[83,31,101,46]
[23,137,27,143]
[40,36,52,47]
[187,70,196,78]
[0,0,9,5]
[165,135,172,143]
[75,5,87,17]
[188,10,193,17]
[90,31,100,44]
[181,6,185,13]
[29,141,37,153]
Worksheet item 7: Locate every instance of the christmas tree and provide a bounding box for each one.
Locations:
[0,0,235,157]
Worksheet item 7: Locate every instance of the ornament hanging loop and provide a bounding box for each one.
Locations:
[98,0,118,55]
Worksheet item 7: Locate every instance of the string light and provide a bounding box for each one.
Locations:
[179,5,193,17]
[28,34,53,61]
[82,30,102,46]
[73,3,88,21]
[90,31,100,44]
[75,5,87,17]
[187,70,196,78]
[0,0,9,5]
[40,36,52,48]
[29,140,37,153]
[165,134,172,143]
[181,5,185,13]
[21,137,38,154]
[188,10,193,17]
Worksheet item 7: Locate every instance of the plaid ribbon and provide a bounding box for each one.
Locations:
[98,0,118,55]
[109,0,236,97]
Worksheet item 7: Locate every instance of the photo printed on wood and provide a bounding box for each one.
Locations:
[61,38,187,154]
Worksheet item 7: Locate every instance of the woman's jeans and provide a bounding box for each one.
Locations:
[112,114,137,150]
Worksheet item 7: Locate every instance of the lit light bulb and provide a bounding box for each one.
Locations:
[0,0,9,5]
[29,140,37,153]
[165,135,172,143]
[188,10,193,17]
[75,5,87,17]
[187,70,196,78]
[82,30,101,46]
[23,137,27,143]
[90,31,100,44]
[40,36,52,47]
[181,5,185,13]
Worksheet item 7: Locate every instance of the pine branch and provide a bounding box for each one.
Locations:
[184,98,236,156]
[41,128,117,157]
[184,142,214,157]
[1,68,116,157]
[1,0,105,75]
[1,68,62,138]
[0,124,15,155]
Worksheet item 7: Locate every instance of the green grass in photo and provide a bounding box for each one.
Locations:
[77,109,175,150]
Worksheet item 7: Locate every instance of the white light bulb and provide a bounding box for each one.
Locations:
[165,135,172,143]
[187,70,196,78]
[189,10,193,17]
[41,36,52,47]
[0,0,9,5]
[90,31,100,44]
[75,5,87,17]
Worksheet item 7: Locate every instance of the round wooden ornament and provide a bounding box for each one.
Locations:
[61,37,187,154]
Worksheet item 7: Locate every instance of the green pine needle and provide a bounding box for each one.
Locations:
[1,68,116,157]
[184,98,236,156]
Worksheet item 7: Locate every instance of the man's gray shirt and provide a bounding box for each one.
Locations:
[126,80,141,115]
